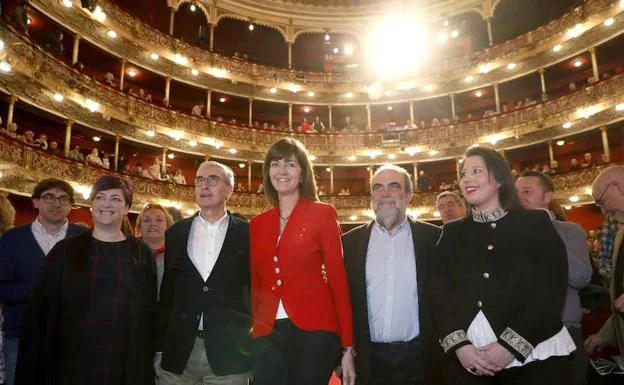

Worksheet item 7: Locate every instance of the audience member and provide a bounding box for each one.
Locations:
[146,159,162,180]
[580,153,594,169]
[417,170,432,192]
[0,179,88,385]
[236,182,246,192]
[343,116,356,132]
[43,30,64,56]
[48,141,59,155]
[191,103,204,117]
[21,131,34,145]
[101,153,110,170]
[85,147,103,167]
[0,193,16,234]
[11,1,29,35]
[516,171,592,385]
[550,160,561,175]
[436,191,467,224]
[569,158,580,172]
[312,116,325,133]
[569,82,577,92]
[68,145,84,162]
[599,153,610,165]
[32,134,48,150]
[172,169,186,185]
[105,72,115,87]
[299,117,311,133]
[256,183,264,194]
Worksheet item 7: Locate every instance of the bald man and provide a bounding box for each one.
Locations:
[584,165,624,357]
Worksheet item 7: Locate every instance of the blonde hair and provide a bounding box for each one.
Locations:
[0,193,16,234]
[135,203,174,237]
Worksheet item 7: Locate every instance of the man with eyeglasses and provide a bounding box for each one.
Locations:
[0,178,87,385]
[584,166,624,363]
[156,161,252,385]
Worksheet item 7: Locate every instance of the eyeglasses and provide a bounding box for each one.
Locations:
[594,183,615,207]
[39,194,71,205]
[194,175,222,187]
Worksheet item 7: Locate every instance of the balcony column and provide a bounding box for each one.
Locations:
[455,158,462,183]
[205,89,212,118]
[63,119,74,157]
[547,140,554,164]
[369,166,374,190]
[600,126,610,162]
[72,33,81,65]
[329,167,334,195]
[209,24,215,51]
[413,162,419,192]
[328,105,333,131]
[119,59,126,92]
[247,161,253,191]
[165,77,171,102]
[409,100,415,123]
[589,47,600,82]
[248,97,254,127]
[450,94,456,119]
[486,17,494,47]
[538,68,546,94]
[287,42,293,69]
[288,103,293,129]
[493,83,501,113]
[168,7,175,35]
[6,95,18,125]
[114,135,120,171]
[162,147,167,173]
[366,103,372,130]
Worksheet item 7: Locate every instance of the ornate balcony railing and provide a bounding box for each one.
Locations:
[2,22,624,165]
[27,0,623,101]
[0,134,607,221]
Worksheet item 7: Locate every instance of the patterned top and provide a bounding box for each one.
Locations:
[471,208,508,223]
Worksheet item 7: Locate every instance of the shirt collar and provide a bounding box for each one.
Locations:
[32,217,68,236]
[196,211,229,230]
[471,207,508,223]
[373,216,409,236]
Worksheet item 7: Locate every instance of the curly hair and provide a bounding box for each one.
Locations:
[0,193,16,234]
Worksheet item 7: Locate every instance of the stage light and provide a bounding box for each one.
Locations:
[368,15,428,78]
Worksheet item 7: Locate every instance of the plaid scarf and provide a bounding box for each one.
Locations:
[599,214,618,283]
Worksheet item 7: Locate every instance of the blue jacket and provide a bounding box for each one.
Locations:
[0,222,88,338]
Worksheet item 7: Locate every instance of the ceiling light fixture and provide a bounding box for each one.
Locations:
[53,93,64,102]
[324,34,330,41]
[615,103,624,111]
[562,122,572,129]
[303,107,310,113]
[465,75,474,82]
[93,6,106,22]
[347,155,357,161]
[239,163,246,168]
[127,69,137,77]
[62,0,73,7]
[478,63,492,73]
[429,150,439,156]
[219,97,226,103]
[269,87,277,94]
[84,98,99,112]
[569,195,579,203]
[604,18,614,26]
[150,53,159,60]
[168,152,175,159]
[191,69,199,76]
[174,53,188,65]
[451,30,459,38]
[350,215,358,221]
[146,130,155,137]
[475,91,483,97]
[387,106,393,111]
[387,153,396,159]
[574,60,582,67]
[553,44,562,52]
[229,148,237,154]
[333,47,339,54]
[556,140,565,146]
[309,155,317,161]
[344,44,354,56]
[106,30,117,39]
[346,92,353,98]
[92,136,101,142]
[307,91,315,97]
[189,140,197,147]
[248,24,254,31]
[506,63,517,70]
[190,4,196,11]
[567,23,583,38]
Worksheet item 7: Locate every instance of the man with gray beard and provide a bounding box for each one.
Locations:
[342,164,443,385]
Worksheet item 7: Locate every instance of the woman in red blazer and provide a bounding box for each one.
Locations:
[250,138,355,385]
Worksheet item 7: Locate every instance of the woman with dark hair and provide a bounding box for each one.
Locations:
[250,138,355,385]
[430,146,575,384]
[15,175,157,385]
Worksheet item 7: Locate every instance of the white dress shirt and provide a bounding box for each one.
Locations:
[187,211,229,330]
[31,218,69,255]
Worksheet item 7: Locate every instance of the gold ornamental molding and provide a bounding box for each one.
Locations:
[1,22,624,166]
[27,0,624,104]
[0,135,606,222]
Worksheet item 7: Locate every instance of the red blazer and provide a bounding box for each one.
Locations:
[250,198,353,347]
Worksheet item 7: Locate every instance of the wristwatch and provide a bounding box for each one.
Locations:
[342,347,357,357]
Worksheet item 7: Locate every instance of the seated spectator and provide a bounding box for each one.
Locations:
[599,153,610,165]
[531,164,541,172]
[48,141,59,155]
[269,124,276,130]
[344,188,351,196]
[430,117,440,127]
[191,103,204,117]
[121,163,132,175]
[147,159,162,180]
[133,163,143,176]
[338,188,349,196]
[438,181,450,191]
[343,116,356,131]
[12,1,29,35]
[569,82,577,92]
[256,183,264,194]
[162,98,171,108]
[85,148,103,167]
[514,100,524,109]
[253,121,260,129]
[105,72,115,87]
[299,117,311,133]
[417,170,432,192]
[318,185,327,196]
[138,89,146,100]
[312,116,325,133]
[403,120,417,130]
[68,145,84,162]
[580,152,594,169]
[420,120,426,129]
[172,169,186,185]
[262,122,269,130]
[33,133,48,150]
[43,30,64,56]
[541,93,549,102]
[145,93,152,102]
[21,130,35,145]
[502,104,509,113]
[102,153,110,170]
[549,160,561,175]
[587,76,598,85]
[140,166,153,179]
[569,158,580,171]
[236,182,246,192]
[542,164,550,174]
[441,118,450,125]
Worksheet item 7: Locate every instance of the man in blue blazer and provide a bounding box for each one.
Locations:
[516,171,592,385]
[0,178,88,385]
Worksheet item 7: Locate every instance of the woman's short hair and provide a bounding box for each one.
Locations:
[89,175,133,208]
[262,138,318,206]
[0,193,16,234]
[462,146,523,212]
[135,203,174,237]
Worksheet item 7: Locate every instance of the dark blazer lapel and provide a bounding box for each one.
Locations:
[207,213,241,284]
[409,219,429,301]
[172,215,203,281]
[356,221,375,329]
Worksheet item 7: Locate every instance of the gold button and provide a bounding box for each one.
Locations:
[276,279,282,286]
[273,256,278,262]
[483,273,490,279]
[275,267,280,274]
[491,223,497,229]
[271,285,275,291]
[487,244,494,250]
[477,301,483,307]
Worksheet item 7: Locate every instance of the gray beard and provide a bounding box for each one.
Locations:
[375,206,402,232]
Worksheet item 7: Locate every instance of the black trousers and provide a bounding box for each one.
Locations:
[369,337,424,385]
[443,355,571,385]
[252,318,340,385]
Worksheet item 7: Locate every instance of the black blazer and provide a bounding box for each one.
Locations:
[342,218,443,385]
[158,212,252,375]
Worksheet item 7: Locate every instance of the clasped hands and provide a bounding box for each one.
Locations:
[455,343,514,376]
